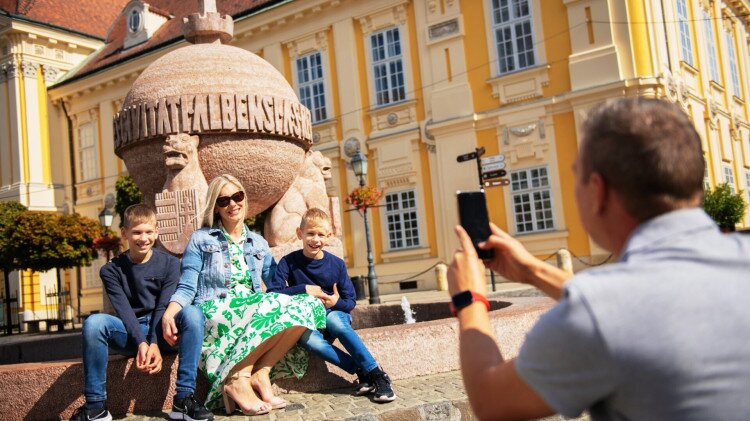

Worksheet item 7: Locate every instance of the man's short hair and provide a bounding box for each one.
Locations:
[300,208,330,230]
[123,204,156,228]
[580,98,704,221]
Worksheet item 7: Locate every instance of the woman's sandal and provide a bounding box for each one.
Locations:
[222,372,272,416]
[251,368,289,409]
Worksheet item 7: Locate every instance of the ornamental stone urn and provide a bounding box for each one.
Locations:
[113,0,313,254]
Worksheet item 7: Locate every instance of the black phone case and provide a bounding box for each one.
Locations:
[457,190,494,260]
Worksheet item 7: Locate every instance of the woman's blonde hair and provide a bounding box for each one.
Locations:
[202,174,247,228]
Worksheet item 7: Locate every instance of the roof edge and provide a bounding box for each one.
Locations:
[50,0,291,90]
[0,8,106,41]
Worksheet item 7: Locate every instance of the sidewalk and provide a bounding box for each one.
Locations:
[118,370,587,421]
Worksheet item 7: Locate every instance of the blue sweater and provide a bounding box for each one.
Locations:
[99,249,179,345]
[268,250,356,313]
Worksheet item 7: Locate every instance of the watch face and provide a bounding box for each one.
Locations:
[452,290,474,309]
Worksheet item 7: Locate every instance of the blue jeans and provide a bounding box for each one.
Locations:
[298,310,377,375]
[82,305,205,404]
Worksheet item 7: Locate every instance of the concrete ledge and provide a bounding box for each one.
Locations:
[0,297,553,421]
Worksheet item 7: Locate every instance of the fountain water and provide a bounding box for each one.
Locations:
[401,296,416,324]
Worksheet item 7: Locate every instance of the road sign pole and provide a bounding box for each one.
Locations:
[475,147,484,190]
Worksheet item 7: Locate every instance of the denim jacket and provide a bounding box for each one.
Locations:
[170,224,276,308]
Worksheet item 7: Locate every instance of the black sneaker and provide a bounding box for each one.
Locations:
[354,369,375,396]
[169,394,214,421]
[70,406,112,421]
[369,367,397,403]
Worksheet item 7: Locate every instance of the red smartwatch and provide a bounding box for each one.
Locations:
[449,291,490,317]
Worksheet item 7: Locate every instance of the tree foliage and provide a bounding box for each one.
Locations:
[115,175,142,228]
[5,211,102,272]
[702,183,748,229]
[0,201,29,272]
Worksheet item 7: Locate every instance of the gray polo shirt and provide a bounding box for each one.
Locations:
[515,208,750,420]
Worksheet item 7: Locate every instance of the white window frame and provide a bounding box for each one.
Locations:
[702,10,720,82]
[490,0,536,75]
[510,166,555,234]
[703,159,711,191]
[369,27,407,106]
[744,171,750,204]
[676,0,695,66]
[723,164,736,194]
[83,255,105,289]
[295,51,328,124]
[78,122,98,182]
[725,31,742,98]
[384,189,421,250]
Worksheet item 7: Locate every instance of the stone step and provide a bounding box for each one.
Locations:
[0,297,552,421]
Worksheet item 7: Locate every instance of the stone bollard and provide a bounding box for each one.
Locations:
[436,263,448,291]
[556,249,573,274]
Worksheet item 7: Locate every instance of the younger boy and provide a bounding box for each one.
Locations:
[71,204,212,421]
[267,208,396,402]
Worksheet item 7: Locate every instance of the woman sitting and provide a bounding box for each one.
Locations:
[162,174,326,415]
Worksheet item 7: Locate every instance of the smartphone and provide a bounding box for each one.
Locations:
[456,190,494,260]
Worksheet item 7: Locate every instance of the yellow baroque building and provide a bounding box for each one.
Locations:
[1,0,749,317]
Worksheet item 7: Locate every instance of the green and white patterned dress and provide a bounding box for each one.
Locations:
[198,227,326,410]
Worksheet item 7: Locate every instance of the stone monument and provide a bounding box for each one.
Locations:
[113,0,344,256]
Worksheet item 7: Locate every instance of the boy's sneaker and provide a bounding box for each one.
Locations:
[369,367,397,403]
[169,394,214,421]
[70,406,112,421]
[354,369,375,396]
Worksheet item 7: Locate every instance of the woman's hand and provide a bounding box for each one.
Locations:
[162,302,182,346]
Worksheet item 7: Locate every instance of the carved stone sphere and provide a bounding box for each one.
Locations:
[117,43,308,218]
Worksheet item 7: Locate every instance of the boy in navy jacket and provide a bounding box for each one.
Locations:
[267,208,396,402]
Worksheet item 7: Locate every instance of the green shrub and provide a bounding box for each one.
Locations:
[115,175,142,228]
[702,183,747,230]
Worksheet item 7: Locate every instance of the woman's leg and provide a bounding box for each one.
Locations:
[249,326,306,406]
[222,333,287,415]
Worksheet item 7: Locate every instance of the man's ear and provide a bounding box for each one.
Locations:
[296,226,303,240]
[589,172,608,215]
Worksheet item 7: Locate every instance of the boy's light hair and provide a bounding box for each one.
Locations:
[300,208,331,230]
[202,174,247,228]
[123,204,156,229]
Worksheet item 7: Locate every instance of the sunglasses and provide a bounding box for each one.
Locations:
[215,191,245,208]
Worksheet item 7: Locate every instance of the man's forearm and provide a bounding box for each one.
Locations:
[524,261,571,301]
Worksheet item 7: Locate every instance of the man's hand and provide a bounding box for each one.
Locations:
[478,222,540,285]
[162,302,181,346]
[448,226,489,297]
[136,343,162,374]
[320,283,340,309]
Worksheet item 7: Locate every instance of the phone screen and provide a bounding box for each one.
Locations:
[457,190,494,260]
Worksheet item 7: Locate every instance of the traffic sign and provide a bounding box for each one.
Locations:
[481,162,506,172]
[456,152,477,162]
[481,154,505,165]
[484,179,510,187]
[482,169,507,180]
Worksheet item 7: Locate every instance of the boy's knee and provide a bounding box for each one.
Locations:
[325,311,352,335]
[178,305,205,328]
[82,314,110,339]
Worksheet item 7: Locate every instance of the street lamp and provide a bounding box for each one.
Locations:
[350,152,380,304]
[98,208,114,261]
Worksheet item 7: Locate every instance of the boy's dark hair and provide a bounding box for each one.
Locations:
[580,98,704,221]
[300,208,330,229]
[123,204,157,228]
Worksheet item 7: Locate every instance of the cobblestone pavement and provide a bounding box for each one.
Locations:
[118,370,588,421]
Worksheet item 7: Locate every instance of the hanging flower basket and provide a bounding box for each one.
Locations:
[93,234,122,256]
[347,186,383,213]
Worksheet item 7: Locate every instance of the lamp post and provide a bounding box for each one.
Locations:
[98,208,114,261]
[350,152,380,304]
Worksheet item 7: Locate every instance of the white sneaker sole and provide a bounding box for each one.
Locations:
[373,393,397,403]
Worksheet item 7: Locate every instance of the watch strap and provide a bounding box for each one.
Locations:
[449,291,490,317]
